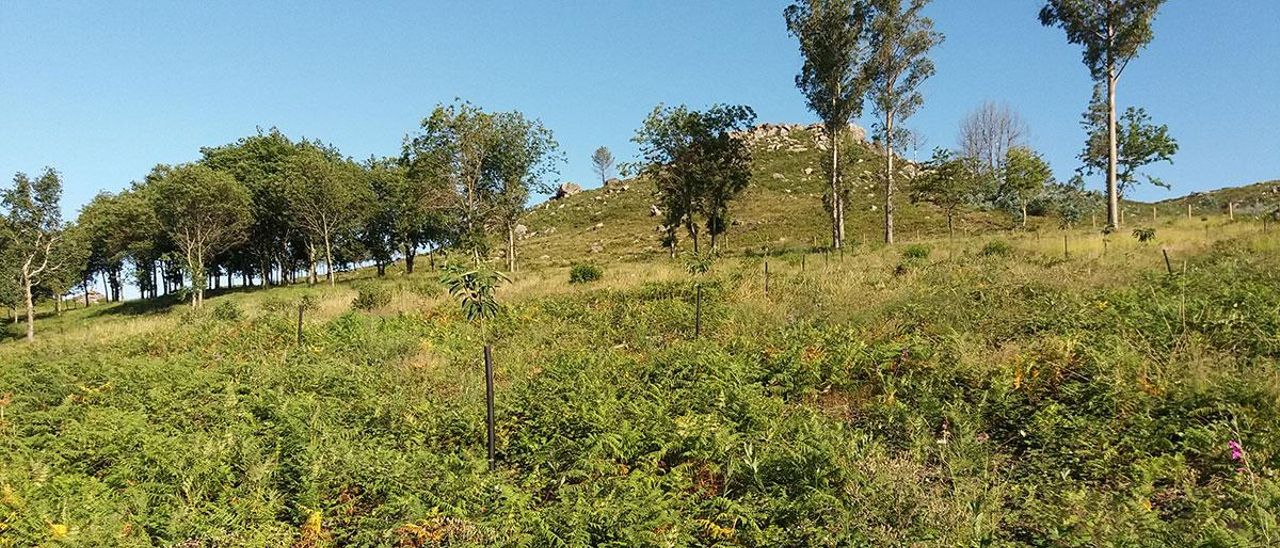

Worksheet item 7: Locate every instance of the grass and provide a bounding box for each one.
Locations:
[1,216,1278,546]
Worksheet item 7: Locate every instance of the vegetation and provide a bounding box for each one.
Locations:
[784,0,870,250]
[1040,0,1170,228]
[633,104,756,254]
[865,0,943,244]
[2,222,1277,545]
[568,263,604,284]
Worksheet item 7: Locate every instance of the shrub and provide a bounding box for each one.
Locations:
[981,240,1013,257]
[211,300,243,321]
[351,283,392,311]
[902,244,931,260]
[569,263,604,284]
[407,278,443,299]
[1133,227,1157,242]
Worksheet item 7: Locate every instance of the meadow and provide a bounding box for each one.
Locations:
[2,217,1277,546]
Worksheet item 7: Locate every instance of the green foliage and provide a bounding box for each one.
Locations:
[1080,87,1179,196]
[911,148,981,232]
[1133,227,1157,242]
[1001,146,1053,225]
[634,103,755,252]
[439,263,507,325]
[351,283,392,311]
[211,300,244,321]
[1,232,1278,545]
[568,263,604,284]
[902,243,930,260]
[980,239,1013,257]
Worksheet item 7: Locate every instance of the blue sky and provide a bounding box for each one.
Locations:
[2,0,1278,220]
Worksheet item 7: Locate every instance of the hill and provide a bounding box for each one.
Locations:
[516,125,1014,268]
[517,124,1280,268]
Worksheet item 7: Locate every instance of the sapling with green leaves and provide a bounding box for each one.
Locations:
[440,262,508,470]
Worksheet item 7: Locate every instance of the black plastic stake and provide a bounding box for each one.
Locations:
[296,304,304,345]
[1163,249,1174,275]
[1064,233,1069,258]
[484,344,496,471]
[694,285,703,338]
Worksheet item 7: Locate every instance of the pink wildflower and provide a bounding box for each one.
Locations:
[1229,440,1245,461]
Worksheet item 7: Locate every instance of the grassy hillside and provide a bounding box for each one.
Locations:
[517,126,1280,269]
[517,127,1015,268]
[2,219,1278,545]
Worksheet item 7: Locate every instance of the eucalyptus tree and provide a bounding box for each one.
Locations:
[633,103,755,253]
[2,168,70,341]
[281,145,371,285]
[785,0,870,250]
[864,0,942,244]
[149,164,253,308]
[591,146,615,186]
[488,111,561,272]
[1039,0,1168,228]
[1002,147,1054,228]
[1079,86,1177,199]
[404,102,501,259]
[910,148,981,239]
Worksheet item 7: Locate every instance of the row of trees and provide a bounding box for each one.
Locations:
[785,0,1174,245]
[1,102,561,341]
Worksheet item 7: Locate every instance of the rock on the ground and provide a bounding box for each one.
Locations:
[554,182,582,199]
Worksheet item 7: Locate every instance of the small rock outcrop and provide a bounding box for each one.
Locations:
[553,182,582,200]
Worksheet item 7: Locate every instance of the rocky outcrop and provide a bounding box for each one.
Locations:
[553,182,583,200]
[734,122,867,153]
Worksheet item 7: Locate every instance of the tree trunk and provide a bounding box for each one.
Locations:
[24,274,35,342]
[947,210,954,240]
[324,233,335,286]
[1106,68,1120,229]
[307,243,317,285]
[884,111,896,244]
[830,127,843,250]
[506,224,516,272]
[405,243,417,274]
[1021,199,1028,229]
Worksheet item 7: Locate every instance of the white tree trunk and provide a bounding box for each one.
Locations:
[1106,70,1120,229]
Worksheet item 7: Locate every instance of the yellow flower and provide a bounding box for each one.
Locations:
[49,522,69,539]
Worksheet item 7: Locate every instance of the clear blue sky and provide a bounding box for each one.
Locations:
[3,0,1278,220]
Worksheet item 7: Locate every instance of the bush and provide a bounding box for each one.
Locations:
[902,244,931,260]
[569,263,604,284]
[211,300,243,321]
[1133,227,1157,242]
[351,283,392,311]
[980,240,1013,257]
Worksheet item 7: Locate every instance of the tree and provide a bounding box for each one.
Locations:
[1039,0,1169,229]
[1002,147,1054,228]
[2,168,70,341]
[149,164,253,308]
[200,129,304,287]
[404,101,502,258]
[958,101,1028,189]
[41,222,90,314]
[865,0,943,244]
[634,104,755,254]
[785,0,870,250]
[488,111,561,272]
[1044,175,1103,228]
[591,146,615,186]
[281,146,370,285]
[910,148,981,238]
[1079,87,1178,198]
